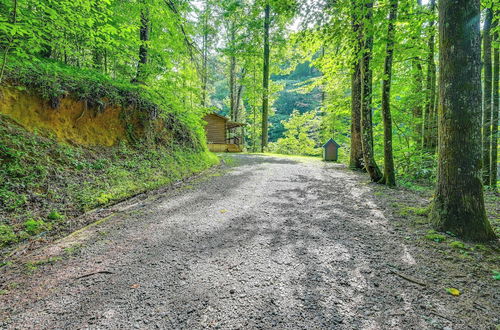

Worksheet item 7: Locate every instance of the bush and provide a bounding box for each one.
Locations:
[269,110,322,156]
[0,225,17,247]
[24,219,51,235]
[47,210,65,221]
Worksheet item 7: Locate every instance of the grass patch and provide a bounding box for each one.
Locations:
[24,219,51,236]
[424,230,447,243]
[47,211,65,221]
[394,204,430,219]
[0,224,17,248]
[449,241,467,250]
[25,256,63,273]
[63,244,83,256]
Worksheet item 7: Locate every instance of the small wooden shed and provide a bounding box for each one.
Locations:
[203,112,245,152]
[323,138,340,161]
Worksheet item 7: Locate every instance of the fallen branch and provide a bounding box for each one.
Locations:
[389,268,427,286]
[75,270,114,279]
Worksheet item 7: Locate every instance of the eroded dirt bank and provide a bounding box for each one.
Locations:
[0,154,498,329]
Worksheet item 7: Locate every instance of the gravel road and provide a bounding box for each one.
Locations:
[0,154,495,329]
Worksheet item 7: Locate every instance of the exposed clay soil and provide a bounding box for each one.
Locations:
[0,154,498,329]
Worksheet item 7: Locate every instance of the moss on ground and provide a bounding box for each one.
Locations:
[0,115,219,253]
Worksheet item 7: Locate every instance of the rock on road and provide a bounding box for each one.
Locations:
[0,155,478,329]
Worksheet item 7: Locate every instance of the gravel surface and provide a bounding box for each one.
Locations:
[0,154,497,329]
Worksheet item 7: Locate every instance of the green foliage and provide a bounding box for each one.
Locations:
[424,230,446,242]
[24,219,51,236]
[47,210,64,221]
[269,109,321,156]
[0,224,17,247]
[397,205,429,218]
[449,241,467,250]
[493,270,500,281]
[270,62,322,141]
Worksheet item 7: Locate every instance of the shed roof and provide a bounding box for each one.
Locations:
[323,138,341,148]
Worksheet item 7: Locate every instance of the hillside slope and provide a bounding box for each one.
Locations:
[0,60,218,257]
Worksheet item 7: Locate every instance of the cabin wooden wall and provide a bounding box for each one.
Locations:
[204,114,226,144]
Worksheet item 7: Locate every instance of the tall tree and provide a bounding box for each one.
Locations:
[349,2,364,170]
[261,2,271,152]
[430,0,496,242]
[380,0,398,187]
[201,0,211,107]
[411,0,424,143]
[422,0,437,150]
[360,0,383,182]
[491,15,499,191]
[482,7,493,185]
[134,2,150,84]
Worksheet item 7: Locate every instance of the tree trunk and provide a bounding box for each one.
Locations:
[411,0,424,142]
[235,68,247,122]
[430,0,496,242]
[491,20,499,191]
[134,4,150,84]
[380,0,398,187]
[360,1,383,182]
[349,3,364,170]
[201,1,210,107]
[412,59,424,141]
[482,8,493,185]
[261,3,270,152]
[230,53,237,120]
[253,64,258,152]
[422,0,437,151]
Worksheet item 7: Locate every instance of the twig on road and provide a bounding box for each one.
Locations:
[388,268,427,286]
[75,271,115,280]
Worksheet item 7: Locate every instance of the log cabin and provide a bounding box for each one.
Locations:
[203,113,245,152]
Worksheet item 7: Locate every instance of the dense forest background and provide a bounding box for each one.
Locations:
[1,0,498,188]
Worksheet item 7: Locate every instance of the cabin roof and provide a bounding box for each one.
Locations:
[323,138,340,148]
[205,112,246,128]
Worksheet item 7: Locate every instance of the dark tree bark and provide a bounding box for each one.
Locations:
[422,0,437,150]
[261,3,270,152]
[491,21,499,191]
[412,60,424,140]
[349,3,364,170]
[411,0,424,142]
[380,0,398,187]
[360,1,383,182]
[235,68,247,122]
[229,52,237,120]
[430,0,496,242]
[201,0,210,107]
[482,8,493,185]
[134,3,150,84]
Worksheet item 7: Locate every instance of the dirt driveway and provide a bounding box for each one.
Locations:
[0,154,497,329]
